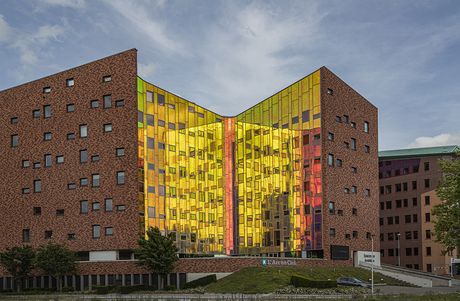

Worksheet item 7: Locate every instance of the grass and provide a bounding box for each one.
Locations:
[206,266,409,293]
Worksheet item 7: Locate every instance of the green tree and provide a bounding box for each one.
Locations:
[35,242,79,292]
[432,149,460,256]
[134,226,179,290]
[0,245,36,292]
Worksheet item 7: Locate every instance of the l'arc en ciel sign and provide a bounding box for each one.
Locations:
[261,258,297,266]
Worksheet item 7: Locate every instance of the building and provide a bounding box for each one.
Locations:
[379,145,458,274]
[0,49,378,290]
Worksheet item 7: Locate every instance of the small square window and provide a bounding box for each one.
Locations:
[91,156,99,162]
[66,79,74,87]
[23,160,29,168]
[45,231,53,239]
[92,202,100,211]
[104,124,112,132]
[56,209,64,216]
[11,117,18,123]
[105,227,113,236]
[327,89,333,95]
[34,162,41,169]
[43,87,51,93]
[117,205,125,211]
[351,122,356,128]
[33,110,40,118]
[68,183,76,190]
[67,104,74,112]
[116,100,124,107]
[344,188,349,194]
[68,234,76,240]
[103,76,111,82]
[91,100,98,108]
[67,133,75,140]
[23,188,30,194]
[56,156,64,164]
[34,207,41,215]
[116,148,124,156]
[44,132,51,141]
[80,178,88,186]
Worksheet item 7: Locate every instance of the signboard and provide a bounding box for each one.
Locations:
[353,251,381,267]
[331,245,349,260]
[261,259,297,266]
[451,258,460,276]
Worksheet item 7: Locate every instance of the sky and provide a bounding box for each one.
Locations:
[0,0,459,151]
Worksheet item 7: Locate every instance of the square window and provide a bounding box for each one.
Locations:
[23,188,30,194]
[23,160,29,168]
[91,100,98,108]
[68,183,76,190]
[327,89,333,95]
[351,167,357,173]
[92,202,100,211]
[80,178,88,186]
[104,124,112,132]
[34,162,41,169]
[44,133,51,141]
[45,231,53,239]
[92,174,100,187]
[56,209,64,216]
[116,100,124,107]
[34,207,41,215]
[43,87,51,93]
[33,110,40,118]
[351,122,356,128]
[67,104,74,112]
[67,133,75,140]
[68,234,76,240]
[105,227,113,236]
[91,155,99,162]
[158,120,165,127]
[93,225,100,238]
[11,117,18,123]
[344,188,349,194]
[66,78,74,87]
[105,198,113,212]
[117,171,125,185]
[103,75,111,82]
[117,205,125,211]
[117,148,125,156]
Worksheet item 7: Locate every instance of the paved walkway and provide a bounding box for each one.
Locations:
[376,284,460,295]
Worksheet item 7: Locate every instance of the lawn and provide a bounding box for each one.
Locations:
[206,266,407,293]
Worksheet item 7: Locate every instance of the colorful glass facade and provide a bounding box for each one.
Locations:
[137,70,323,255]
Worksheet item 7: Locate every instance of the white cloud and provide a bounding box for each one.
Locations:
[407,133,460,149]
[0,14,12,42]
[138,62,158,79]
[39,0,86,9]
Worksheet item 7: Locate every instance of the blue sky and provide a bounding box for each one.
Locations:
[1,0,459,150]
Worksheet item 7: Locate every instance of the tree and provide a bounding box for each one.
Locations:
[0,245,35,292]
[134,226,179,289]
[35,242,79,292]
[432,149,460,256]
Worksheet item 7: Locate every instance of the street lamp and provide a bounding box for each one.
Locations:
[371,234,375,295]
[397,233,401,267]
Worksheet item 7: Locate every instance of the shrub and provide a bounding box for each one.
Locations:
[117,284,150,294]
[0,289,13,293]
[62,286,69,293]
[164,285,176,291]
[180,274,217,289]
[94,285,111,294]
[290,275,337,288]
[69,286,75,292]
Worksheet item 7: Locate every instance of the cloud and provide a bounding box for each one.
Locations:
[138,62,158,79]
[39,0,86,9]
[407,133,460,149]
[0,14,12,43]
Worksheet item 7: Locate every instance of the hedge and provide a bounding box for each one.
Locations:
[164,285,176,291]
[180,274,217,289]
[290,275,337,288]
[93,285,116,294]
[116,284,157,294]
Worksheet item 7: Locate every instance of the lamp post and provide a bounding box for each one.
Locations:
[397,233,401,267]
[371,234,375,295]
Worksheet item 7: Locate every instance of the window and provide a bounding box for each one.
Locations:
[344,142,349,148]
[425,213,430,222]
[103,75,111,82]
[68,234,76,240]
[34,180,41,193]
[388,233,394,241]
[343,115,348,123]
[91,155,99,162]
[413,197,417,206]
[351,167,357,173]
[105,198,113,212]
[424,179,430,188]
[344,188,349,194]
[302,134,309,145]
[405,215,411,223]
[379,218,383,225]
[338,210,343,216]
[387,217,393,225]
[412,181,417,190]
[327,88,333,95]
[330,228,335,236]
[45,154,52,167]
[11,117,18,123]
[66,78,74,86]
[92,174,100,187]
[345,234,350,240]
[425,196,430,205]
[45,231,53,239]
[337,159,342,167]
[34,162,41,169]
[105,227,113,236]
[351,138,356,150]
[68,184,75,190]
[116,100,124,107]
[56,209,64,216]
[352,208,357,216]
[329,202,335,214]
[353,231,357,239]
[414,231,418,239]
[365,145,370,153]
[43,87,51,93]
[388,249,394,257]
[396,183,401,192]
[67,133,75,140]
[351,122,356,128]
[91,100,98,108]
[158,120,165,127]
[365,189,370,196]
[386,185,392,194]
[11,135,18,147]
[424,162,429,171]
[328,154,334,167]
[426,247,431,256]
[386,201,392,209]
[44,105,51,118]
[117,171,125,185]
[104,124,112,132]
[23,230,30,242]
[336,116,341,122]
[351,186,357,194]
[93,225,100,238]
[80,150,87,163]
[403,182,408,191]
[426,230,431,239]
[364,121,369,133]
[116,148,124,156]
[406,248,412,256]
[328,133,333,141]
[34,207,41,215]
[80,201,88,213]
[92,202,100,211]
[33,110,40,118]
[413,165,419,173]
[44,132,51,141]
[395,216,399,224]
[103,95,111,108]
[23,160,29,168]
[80,125,87,138]
[396,199,402,208]
[80,178,88,186]
[67,104,74,112]
[427,264,432,272]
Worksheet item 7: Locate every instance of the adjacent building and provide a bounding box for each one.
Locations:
[0,49,378,289]
[379,145,458,274]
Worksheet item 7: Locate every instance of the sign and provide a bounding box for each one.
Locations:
[452,258,460,276]
[261,259,297,266]
[331,245,349,260]
[353,251,381,267]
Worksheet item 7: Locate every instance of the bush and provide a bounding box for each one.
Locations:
[69,286,75,292]
[0,289,13,293]
[164,285,176,291]
[180,274,217,289]
[22,287,57,292]
[117,284,156,294]
[290,275,337,288]
[94,285,111,294]
[62,286,69,293]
